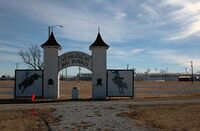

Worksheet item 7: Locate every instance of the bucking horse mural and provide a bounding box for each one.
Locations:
[111,70,128,94]
[18,73,41,94]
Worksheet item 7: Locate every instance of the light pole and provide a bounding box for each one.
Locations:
[191,61,194,83]
[48,25,63,37]
[15,63,19,69]
[78,66,81,82]
[15,62,23,69]
[65,68,67,81]
[127,64,129,70]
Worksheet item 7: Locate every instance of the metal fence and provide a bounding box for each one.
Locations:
[135,81,200,98]
[1,80,200,99]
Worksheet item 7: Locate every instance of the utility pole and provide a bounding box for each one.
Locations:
[15,63,19,69]
[185,67,188,74]
[61,70,64,80]
[127,64,129,70]
[48,25,63,37]
[79,67,81,76]
[78,66,81,82]
[48,26,51,37]
[191,61,194,83]
[165,67,168,81]
[65,68,67,81]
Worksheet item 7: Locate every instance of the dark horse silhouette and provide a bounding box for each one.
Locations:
[111,71,128,94]
[18,73,41,94]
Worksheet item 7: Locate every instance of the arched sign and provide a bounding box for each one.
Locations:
[58,51,92,71]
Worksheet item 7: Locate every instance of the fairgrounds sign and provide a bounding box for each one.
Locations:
[58,51,92,71]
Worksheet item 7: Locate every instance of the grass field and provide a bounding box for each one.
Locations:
[0,80,200,99]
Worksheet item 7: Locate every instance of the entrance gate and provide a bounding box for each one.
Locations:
[41,32,109,99]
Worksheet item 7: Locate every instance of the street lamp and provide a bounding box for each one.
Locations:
[191,61,194,83]
[127,64,129,70]
[15,62,23,69]
[15,63,19,69]
[48,25,63,37]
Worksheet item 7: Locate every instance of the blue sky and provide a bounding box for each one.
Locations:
[1,0,200,77]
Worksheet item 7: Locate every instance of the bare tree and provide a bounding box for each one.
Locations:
[18,44,44,70]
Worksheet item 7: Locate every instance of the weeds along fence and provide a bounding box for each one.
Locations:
[135,81,200,98]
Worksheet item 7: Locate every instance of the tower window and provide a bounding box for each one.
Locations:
[96,78,102,85]
[48,79,54,85]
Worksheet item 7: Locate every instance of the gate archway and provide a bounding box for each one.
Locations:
[59,66,92,99]
[41,32,109,99]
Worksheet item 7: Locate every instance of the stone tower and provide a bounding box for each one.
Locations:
[41,32,61,99]
[90,32,109,99]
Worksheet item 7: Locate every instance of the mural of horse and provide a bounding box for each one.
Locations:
[18,73,41,94]
[111,71,128,94]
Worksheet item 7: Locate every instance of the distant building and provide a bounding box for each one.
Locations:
[79,73,92,80]
[135,73,197,81]
[0,75,6,80]
[64,73,92,81]
[178,76,192,81]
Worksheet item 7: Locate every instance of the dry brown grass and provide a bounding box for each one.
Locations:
[0,80,14,85]
[0,107,59,131]
[118,104,200,131]
[59,80,92,99]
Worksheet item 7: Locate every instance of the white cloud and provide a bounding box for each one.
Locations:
[0,0,148,43]
[115,12,127,20]
[2,0,200,43]
[149,49,200,68]
[109,47,145,59]
[168,15,200,41]
[0,44,19,53]
[0,53,20,62]
[130,48,145,54]
[140,4,159,22]
[163,0,200,41]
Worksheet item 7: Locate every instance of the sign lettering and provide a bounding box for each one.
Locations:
[58,51,92,71]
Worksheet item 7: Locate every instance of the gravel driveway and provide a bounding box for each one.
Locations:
[51,101,154,130]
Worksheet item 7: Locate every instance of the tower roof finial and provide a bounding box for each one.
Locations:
[98,26,100,33]
[89,29,109,49]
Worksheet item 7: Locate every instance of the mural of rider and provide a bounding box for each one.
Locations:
[111,70,128,94]
[18,73,41,94]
